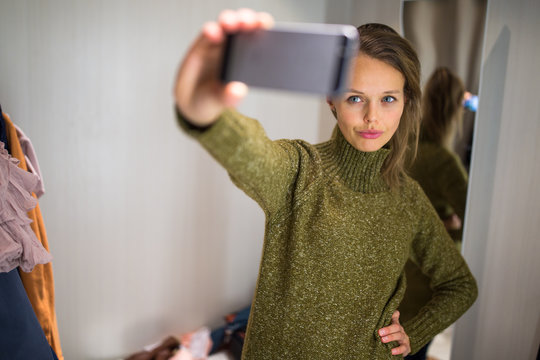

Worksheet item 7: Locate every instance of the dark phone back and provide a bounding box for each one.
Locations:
[221,23,359,96]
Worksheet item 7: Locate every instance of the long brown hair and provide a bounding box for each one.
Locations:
[421,67,465,148]
[356,23,422,189]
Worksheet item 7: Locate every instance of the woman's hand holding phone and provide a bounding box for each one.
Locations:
[174,9,274,127]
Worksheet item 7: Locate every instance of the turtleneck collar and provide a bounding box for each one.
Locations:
[316,126,390,193]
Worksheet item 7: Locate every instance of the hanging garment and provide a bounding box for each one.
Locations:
[15,124,45,198]
[3,112,64,360]
[0,268,58,360]
[0,141,52,272]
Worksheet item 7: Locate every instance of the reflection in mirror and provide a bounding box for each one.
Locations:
[399,0,487,359]
[402,0,488,170]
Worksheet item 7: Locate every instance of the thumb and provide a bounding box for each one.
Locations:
[391,310,401,324]
[223,81,249,107]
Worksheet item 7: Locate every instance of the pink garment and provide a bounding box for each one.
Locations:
[0,142,52,273]
[171,327,212,360]
[15,124,45,198]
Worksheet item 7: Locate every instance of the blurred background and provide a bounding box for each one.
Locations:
[0,0,539,359]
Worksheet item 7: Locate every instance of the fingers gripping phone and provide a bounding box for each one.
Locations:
[220,23,360,96]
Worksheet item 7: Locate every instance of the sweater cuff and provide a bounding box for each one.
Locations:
[175,106,251,165]
[402,314,438,355]
[174,106,241,144]
[174,106,215,133]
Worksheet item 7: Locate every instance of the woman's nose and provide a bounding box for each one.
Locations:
[364,102,378,123]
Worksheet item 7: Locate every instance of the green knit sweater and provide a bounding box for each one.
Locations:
[399,141,470,324]
[178,109,477,359]
[408,141,468,223]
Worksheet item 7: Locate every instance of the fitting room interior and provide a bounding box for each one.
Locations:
[0,0,539,359]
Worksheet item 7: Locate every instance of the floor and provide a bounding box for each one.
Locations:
[208,352,233,360]
[427,325,454,360]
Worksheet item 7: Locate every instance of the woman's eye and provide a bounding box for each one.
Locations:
[347,96,362,104]
[382,96,396,103]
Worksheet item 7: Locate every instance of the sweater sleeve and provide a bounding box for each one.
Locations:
[438,150,468,221]
[402,182,477,354]
[176,108,301,216]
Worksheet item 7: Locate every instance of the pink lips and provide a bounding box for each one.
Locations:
[358,130,383,139]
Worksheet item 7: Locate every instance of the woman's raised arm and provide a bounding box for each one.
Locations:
[174,9,273,127]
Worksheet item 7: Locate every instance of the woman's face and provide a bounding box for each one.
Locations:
[328,54,405,152]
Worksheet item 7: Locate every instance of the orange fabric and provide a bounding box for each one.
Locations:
[3,113,64,360]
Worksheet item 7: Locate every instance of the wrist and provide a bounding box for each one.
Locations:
[175,106,216,131]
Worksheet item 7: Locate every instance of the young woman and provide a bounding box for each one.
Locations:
[174,9,477,359]
[400,67,471,360]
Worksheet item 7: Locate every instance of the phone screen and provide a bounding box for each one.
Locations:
[221,23,359,95]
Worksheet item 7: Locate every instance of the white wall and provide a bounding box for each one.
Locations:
[451,0,540,358]
[0,1,327,359]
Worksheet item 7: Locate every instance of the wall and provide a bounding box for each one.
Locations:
[0,1,327,359]
[451,0,540,358]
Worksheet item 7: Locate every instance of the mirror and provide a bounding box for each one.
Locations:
[400,0,487,359]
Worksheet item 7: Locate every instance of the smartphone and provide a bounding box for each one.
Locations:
[463,93,479,112]
[220,22,360,96]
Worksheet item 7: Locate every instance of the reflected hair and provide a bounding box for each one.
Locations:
[356,23,422,189]
[421,67,465,147]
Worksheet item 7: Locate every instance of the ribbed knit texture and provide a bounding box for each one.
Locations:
[177,109,477,359]
[317,132,389,193]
